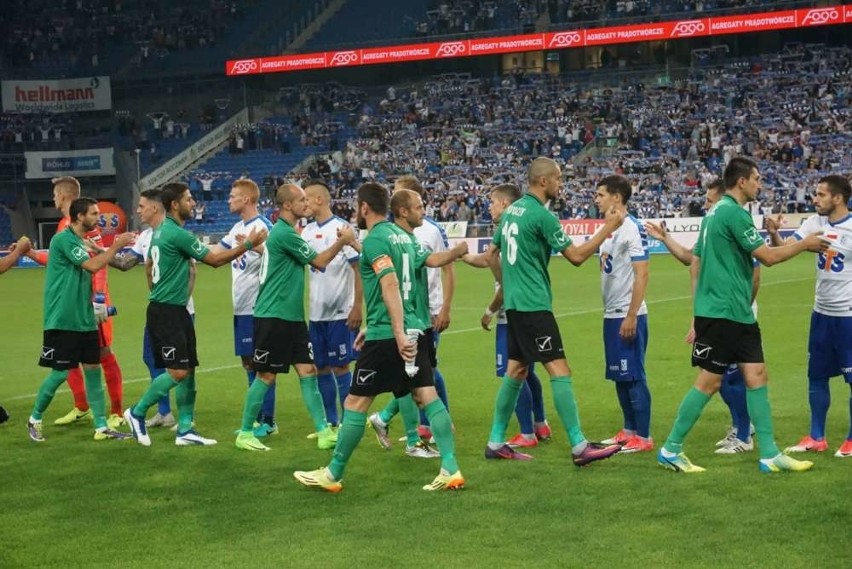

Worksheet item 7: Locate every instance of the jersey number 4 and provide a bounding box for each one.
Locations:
[818,250,845,273]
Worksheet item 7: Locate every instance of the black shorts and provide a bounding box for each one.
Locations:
[147,302,198,370]
[38,329,100,369]
[252,317,313,374]
[425,328,438,368]
[691,316,764,374]
[349,335,434,398]
[506,310,565,364]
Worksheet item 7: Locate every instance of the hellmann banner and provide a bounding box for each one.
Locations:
[25,148,115,179]
[2,76,112,113]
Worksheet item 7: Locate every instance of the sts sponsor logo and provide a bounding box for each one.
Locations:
[548,31,582,48]
[670,20,705,37]
[799,7,840,26]
[229,59,258,75]
[435,42,466,57]
[329,51,359,66]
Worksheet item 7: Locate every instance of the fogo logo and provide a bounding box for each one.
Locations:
[435,42,466,57]
[329,51,359,66]
[670,20,705,37]
[800,8,840,25]
[229,59,258,74]
[548,31,582,48]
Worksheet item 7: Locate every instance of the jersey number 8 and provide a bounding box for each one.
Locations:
[150,245,161,284]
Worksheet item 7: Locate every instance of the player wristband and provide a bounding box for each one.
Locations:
[243,240,253,250]
[484,307,496,318]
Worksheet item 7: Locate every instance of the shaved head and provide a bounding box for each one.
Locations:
[390,189,419,217]
[275,183,302,207]
[305,181,331,204]
[53,176,81,198]
[527,157,559,185]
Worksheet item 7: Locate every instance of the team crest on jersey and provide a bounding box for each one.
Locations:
[743,227,761,244]
[552,230,568,245]
[192,240,206,255]
[72,246,88,260]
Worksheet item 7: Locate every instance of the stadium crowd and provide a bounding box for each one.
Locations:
[178,43,850,228]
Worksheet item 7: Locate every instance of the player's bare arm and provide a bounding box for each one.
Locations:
[481,284,502,331]
[310,225,356,270]
[752,232,828,266]
[645,221,693,266]
[347,262,364,330]
[202,226,268,267]
[425,241,468,268]
[81,232,135,273]
[0,236,31,273]
[621,260,649,341]
[564,206,626,266]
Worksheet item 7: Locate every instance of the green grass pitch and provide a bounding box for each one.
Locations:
[1,255,849,568]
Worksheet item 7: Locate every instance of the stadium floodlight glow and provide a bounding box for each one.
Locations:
[670,20,706,37]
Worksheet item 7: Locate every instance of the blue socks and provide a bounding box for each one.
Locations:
[721,371,750,442]
[336,371,351,409]
[317,372,339,426]
[615,382,637,432]
[527,369,545,423]
[808,377,831,440]
[628,381,652,439]
[515,380,535,435]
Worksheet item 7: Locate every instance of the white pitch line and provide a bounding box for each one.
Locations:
[7,275,812,401]
[442,275,812,336]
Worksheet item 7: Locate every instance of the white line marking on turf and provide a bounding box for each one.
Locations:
[442,276,812,336]
[7,364,242,402]
[8,276,812,401]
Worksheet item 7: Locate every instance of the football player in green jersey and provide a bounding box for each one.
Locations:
[124,182,267,447]
[466,157,626,465]
[235,183,357,452]
[658,156,828,473]
[28,198,135,442]
[294,182,468,492]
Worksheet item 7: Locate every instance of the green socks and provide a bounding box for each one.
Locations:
[299,375,328,432]
[397,394,421,446]
[175,372,197,434]
[488,376,523,444]
[378,397,400,424]
[551,376,585,447]
[31,369,68,421]
[133,372,178,417]
[424,399,459,473]
[241,378,271,432]
[746,385,781,459]
[663,387,712,454]
[82,367,108,429]
[328,410,367,480]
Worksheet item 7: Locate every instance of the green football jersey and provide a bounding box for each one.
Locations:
[492,193,572,312]
[43,227,96,331]
[254,219,317,321]
[361,221,429,341]
[149,216,210,306]
[401,226,433,328]
[693,194,764,324]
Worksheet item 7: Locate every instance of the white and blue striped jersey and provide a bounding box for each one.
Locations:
[220,215,274,316]
[413,217,449,316]
[132,227,195,315]
[302,215,360,322]
[599,215,649,319]
[794,214,852,317]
